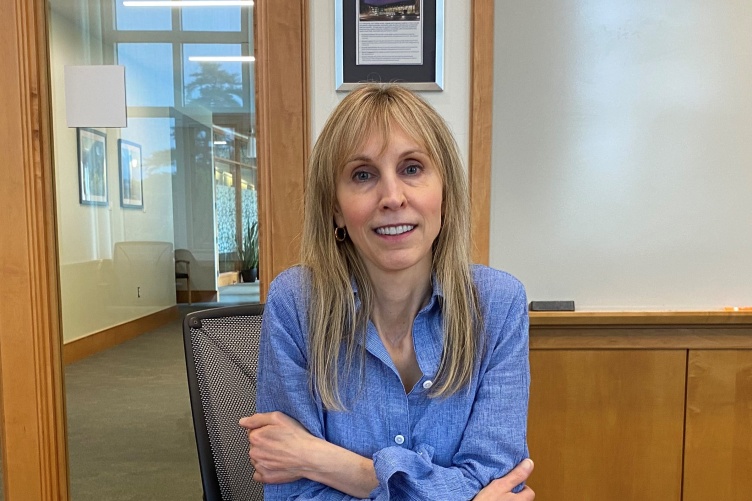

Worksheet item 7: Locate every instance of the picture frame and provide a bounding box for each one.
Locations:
[77,128,108,206]
[118,139,144,209]
[335,0,444,91]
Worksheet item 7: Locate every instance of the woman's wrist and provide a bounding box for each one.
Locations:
[300,436,378,498]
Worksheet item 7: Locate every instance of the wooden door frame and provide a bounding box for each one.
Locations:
[255,0,310,295]
[0,1,69,498]
[469,0,494,264]
[0,0,492,497]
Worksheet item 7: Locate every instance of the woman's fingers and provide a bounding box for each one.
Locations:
[473,459,535,500]
[495,458,534,491]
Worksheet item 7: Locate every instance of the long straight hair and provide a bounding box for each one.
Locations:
[300,84,482,410]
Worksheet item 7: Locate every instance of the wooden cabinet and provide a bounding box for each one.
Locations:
[527,312,752,501]
[683,350,752,501]
[527,350,686,500]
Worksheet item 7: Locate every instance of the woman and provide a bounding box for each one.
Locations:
[240,84,533,500]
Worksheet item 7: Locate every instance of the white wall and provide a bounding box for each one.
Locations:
[310,1,470,167]
[489,1,752,310]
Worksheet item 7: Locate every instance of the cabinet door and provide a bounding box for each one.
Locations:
[684,350,752,501]
[528,350,686,501]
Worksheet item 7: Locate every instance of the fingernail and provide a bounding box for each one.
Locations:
[523,458,534,471]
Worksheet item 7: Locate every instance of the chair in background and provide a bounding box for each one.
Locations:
[183,304,265,501]
[175,248,193,304]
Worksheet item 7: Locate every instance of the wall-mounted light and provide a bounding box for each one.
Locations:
[123,1,253,6]
[188,56,255,63]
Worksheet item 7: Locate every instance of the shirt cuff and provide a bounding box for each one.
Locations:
[369,444,435,500]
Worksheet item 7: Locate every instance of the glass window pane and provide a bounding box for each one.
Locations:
[183,44,245,109]
[118,43,175,107]
[182,6,241,32]
[115,0,172,31]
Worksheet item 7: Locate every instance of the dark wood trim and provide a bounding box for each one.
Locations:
[63,307,178,365]
[176,290,218,304]
[469,0,494,265]
[0,0,69,498]
[255,0,310,301]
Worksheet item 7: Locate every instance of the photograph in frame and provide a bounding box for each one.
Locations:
[118,139,144,210]
[335,0,444,91]
[77,128,108,206]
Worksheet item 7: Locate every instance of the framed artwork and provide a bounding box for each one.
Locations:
[335,0,444,91]
[77,128,108,206]
[118,139,144,209]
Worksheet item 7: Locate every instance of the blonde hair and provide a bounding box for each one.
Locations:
[301,84,482,410]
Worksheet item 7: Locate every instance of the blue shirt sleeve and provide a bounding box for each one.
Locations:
[257,270,369,500]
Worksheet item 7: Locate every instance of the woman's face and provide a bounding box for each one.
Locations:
[334,126,443,281]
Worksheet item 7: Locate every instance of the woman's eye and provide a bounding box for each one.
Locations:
[353,171,372,182]
[403,164,421,175]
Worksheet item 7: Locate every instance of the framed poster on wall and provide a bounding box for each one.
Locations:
[118,139,143,209]
[335,0,444,91]
[77,127,108,206]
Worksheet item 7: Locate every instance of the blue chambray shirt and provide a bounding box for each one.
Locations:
[256,265,530,500]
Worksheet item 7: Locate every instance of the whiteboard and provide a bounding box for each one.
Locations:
[489,1,752,311]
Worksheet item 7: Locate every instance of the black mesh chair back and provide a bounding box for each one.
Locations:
[183,304,265,501]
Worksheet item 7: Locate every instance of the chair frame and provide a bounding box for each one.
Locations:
[183,303,265,501]
[175,258,192,304]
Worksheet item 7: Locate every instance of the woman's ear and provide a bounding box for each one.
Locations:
[333,204,345,228]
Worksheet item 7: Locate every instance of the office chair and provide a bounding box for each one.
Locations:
[183,304,265,501]
[175,248,193,305]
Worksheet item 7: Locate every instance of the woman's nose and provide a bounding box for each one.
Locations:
[379,174,406,210]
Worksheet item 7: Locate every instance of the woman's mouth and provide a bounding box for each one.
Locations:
[375,224,415,236]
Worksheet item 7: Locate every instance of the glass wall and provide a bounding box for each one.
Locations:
[47,0,258,497]
[49,0,258,345]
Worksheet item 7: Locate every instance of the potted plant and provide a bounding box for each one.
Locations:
[237,221,258,283]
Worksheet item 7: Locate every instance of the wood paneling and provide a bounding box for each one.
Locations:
[684,350,752,501]
[63,307,177,365]
[0,0,69,498]
[531,311,752,326]
[530,312,752,350]
[528,350,687,501]
[469,0,494,265]
[531,327,752,350]
[255,0,310,300]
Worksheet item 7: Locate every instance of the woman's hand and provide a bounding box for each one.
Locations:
[240,412,378,497]
[239,411,318,484]
[473,459,535,500]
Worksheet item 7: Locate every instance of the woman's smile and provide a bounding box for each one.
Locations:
[374,224,415,236]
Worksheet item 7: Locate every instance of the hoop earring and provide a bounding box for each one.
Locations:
[334,226,347,242]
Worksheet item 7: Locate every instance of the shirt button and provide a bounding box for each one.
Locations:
[394,434,405,445]
[422,380,433,389]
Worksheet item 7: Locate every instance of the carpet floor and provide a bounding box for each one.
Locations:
[0,302,261,499]
[65,309,205,500]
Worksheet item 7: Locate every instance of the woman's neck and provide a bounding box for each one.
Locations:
[367,264,432,347]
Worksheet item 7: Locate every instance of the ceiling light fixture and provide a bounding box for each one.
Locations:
[188,56,255,62]
[123,1,254,7]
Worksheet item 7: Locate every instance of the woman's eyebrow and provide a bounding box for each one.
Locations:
[345,148,427,164]
[399,149,426,158]
[344,154,373,164]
